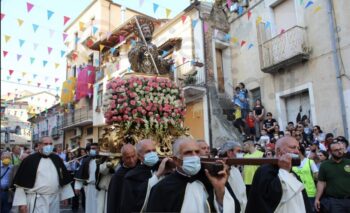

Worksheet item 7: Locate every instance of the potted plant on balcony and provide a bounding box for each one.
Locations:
[178,70,198,86]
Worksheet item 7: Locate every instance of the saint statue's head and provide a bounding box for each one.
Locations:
[132,16,155,42]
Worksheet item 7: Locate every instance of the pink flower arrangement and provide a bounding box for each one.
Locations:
[105,76,186,132]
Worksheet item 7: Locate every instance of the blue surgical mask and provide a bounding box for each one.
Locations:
[182,156,201,176]
[42,145,53,156]
[90,149,97,156]
[143,152,159,167]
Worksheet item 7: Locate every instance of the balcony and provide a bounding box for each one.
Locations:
[61,107,93,130]
[51,126,61,139]
[176,66,206,103]
[259,26,310,73]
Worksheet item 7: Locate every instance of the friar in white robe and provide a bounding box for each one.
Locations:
[246,136,312,213]
[12,137,74,213]
[219,141,247,213]
[74,143,100,213]
[146,138,239,213]
[95,157,116,213]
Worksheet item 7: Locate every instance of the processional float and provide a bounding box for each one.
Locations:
[98,16,300,167]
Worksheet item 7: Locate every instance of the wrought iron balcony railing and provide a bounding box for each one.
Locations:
[61,107,93,129]
[259,26,310,73]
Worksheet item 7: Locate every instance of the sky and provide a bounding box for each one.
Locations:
[1,0,193,98]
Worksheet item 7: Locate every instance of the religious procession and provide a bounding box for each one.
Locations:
[1,0,350,213]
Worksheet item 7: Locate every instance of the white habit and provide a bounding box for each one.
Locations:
[181,180,236,213]
[12,158,74,213]
[96,161,114,213]
[140,173,161,212]
[275,169,306,213]
[228,166,247,213]
[75,159,97,213]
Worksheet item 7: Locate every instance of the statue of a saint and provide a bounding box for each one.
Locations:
[128,16,173,74]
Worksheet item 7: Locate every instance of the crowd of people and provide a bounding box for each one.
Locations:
[1,129,349,213]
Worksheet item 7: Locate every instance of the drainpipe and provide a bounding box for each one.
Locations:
[327,0,348,138]
[194,1,213,148]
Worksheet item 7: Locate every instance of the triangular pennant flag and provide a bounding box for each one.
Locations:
[256,16,262,25]
[6,76,11,80]
[88,70,92,76]
[49,29,55,37]
[26,2,34,13]
[240,40,246,47]
[79,21,86,31]
[37,83,41,87]
[139,0,145,6]
[162,50,169,57]
[4,35,11,43]
[0,13,4,21]
[313,5,321,13]
[63,33,68,41]
[305,1,314,8]
[265,21,271,29]
[248,10,252,20]
[9,70,14,75]
[47,10,54,20]
[55,63,60,69]
[32,24,39,32]
[19,39,25,47]
[17,78,22,83]
[22,72,27,77]
[238,6,244,16]
[48,47,53,54]
[227,0,232,9]
[17,54,22,61]
[153,3,159,13]
[75,37,80,44]
[224,33,231,41]
[55,78,59,82]
[232,37,239,43]
[60,50,66,57]
[131,39,136,47]
[204,22,208,33]
[110,47,116,55]
[17,19,24,26]
[43,60,48,67]
[47,85,50,89]
[248,43,254,49]
[92,26,98,35]
[192,19,198,28]
[99,44,105,52]
[56,86,60,91]
[181,15,187,24]
[165,8,171,18]
[64,16,70,25]
[280,29,286,34]
[33,74,37,79]
[33,43,39,50]
[3,51,8,57]
[30,57,35,64]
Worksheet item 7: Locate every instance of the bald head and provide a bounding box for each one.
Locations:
[135,139,156,161]
[275,136,300,157]
[121,144,137,168]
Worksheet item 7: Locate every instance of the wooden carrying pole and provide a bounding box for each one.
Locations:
[200,157,301,166]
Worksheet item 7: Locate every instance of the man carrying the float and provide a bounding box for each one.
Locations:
[146,137,239,213]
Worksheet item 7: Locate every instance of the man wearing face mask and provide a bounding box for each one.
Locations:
[246,136,312,213]
[146,137,238,213]
[74,143,99,213]
[119,139,171,213]
[220,141,247,213]
[12,137,74,213]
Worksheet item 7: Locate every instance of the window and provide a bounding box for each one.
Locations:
[97,83,103,107]
[86,127,93,135]
[250,87,261,104]
[273,0,297,34]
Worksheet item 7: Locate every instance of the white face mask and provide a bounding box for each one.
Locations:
[182,156,201,176]
[236,153,244,158]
